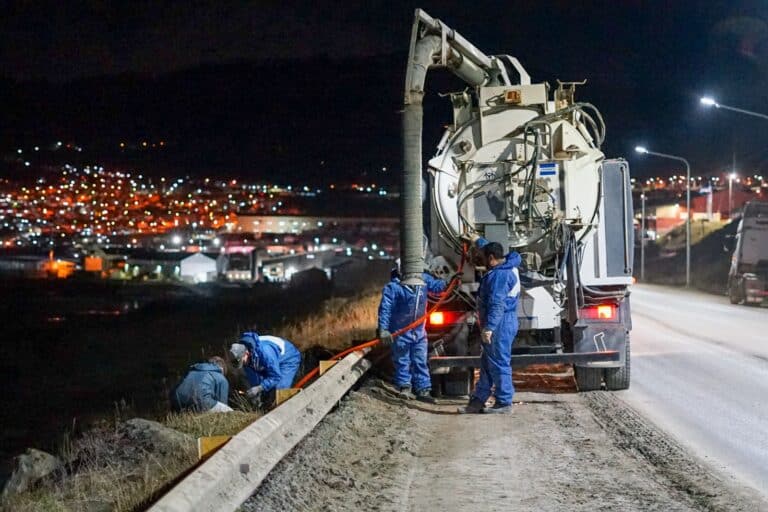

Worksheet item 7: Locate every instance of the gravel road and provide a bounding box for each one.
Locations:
[244,381,765,511]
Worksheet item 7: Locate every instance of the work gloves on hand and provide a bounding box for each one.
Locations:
[246,385,263,407]
[481,329,493,345]
[460,232,481,244]
[377,328,394,347]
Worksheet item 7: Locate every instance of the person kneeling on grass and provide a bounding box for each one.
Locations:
[229,331,302,407]
[171,356,233,413]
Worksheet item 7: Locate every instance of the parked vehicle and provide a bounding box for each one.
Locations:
[728,201,768,305]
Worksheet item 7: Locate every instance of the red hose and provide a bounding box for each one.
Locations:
[295,244,468,389]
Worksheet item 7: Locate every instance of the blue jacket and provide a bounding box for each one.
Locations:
[240,332,301,392]
[478,252,522,333]
[378,273,447,343]
[172,362,229,412]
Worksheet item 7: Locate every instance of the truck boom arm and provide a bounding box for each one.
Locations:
[401,9,527,284]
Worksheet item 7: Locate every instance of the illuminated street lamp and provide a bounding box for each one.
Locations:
[700,96,768,121]
[635,146,691,288]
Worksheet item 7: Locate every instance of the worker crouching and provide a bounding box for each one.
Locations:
[230,331,302,407]
[171,356,233,413]
[378,268,447,403]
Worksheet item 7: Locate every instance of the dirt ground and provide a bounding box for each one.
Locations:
[244,381,766,512]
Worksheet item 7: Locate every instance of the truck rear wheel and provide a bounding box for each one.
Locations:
[575,366,602,391]
[729,281,746,305]
[605,336,630,390]
[729,285,740,304]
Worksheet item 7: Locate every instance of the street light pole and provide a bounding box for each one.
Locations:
[635,146,691,288]
[701,97,760,221]
[640,191,646,282]
[700,97,768,121]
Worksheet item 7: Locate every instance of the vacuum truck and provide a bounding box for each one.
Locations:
[399,9,633,393]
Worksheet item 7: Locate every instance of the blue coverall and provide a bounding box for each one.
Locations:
[239,332,302,391]
[378,273,447,392]
[171,362,229,412]
[472,249,521,407]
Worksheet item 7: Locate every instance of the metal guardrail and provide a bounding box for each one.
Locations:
[148,350,371,512]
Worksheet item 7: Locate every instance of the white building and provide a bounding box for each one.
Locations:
[179,252,217,283]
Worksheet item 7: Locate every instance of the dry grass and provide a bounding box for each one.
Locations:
[1,424,196,512]
[658,219,728,250]
[275,289,381,352]
[164,410,260,438]
[1,411,261,512]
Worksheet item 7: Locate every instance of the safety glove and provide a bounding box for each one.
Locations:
[377,328,394,346]
[246,385,263,407]
[460,232,481,244]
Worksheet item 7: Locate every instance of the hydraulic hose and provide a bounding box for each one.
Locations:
[295,246,467,390]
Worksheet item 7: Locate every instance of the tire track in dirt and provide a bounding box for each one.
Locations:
[585,392,766,512]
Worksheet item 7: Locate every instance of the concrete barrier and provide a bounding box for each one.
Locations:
[149,350,371,512]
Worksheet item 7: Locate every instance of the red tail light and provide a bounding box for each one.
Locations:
[429,311,445,325]
[581,304,617,321]
[428,311,462,326]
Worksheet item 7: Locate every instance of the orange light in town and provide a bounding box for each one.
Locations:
[597,305,615,319]
[429,311,445,325]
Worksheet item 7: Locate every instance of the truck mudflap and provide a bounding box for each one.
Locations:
[571,295,631,368]
[571,324,628,368]
[429,350,620,370]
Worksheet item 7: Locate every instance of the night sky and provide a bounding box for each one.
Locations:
[1,1,767,181]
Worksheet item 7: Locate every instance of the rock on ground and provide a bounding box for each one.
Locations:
[118,418,193,456]
[1,448,62,498]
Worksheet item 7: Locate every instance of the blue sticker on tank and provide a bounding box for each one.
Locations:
[538,162,558,176]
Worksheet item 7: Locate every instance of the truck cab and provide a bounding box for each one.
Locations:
[728,201,768,305]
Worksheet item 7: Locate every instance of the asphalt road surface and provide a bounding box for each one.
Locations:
[624,284,768,499]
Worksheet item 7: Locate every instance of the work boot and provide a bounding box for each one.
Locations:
[415,388,436,404]
[485,403,513,414]
[396,386,416,400]
[457,397,485,414]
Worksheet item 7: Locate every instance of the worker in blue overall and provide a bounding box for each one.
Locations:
[378,262,447,402]
[229,331,302,406]
[460,240,521,414]
[171,356,232,413]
